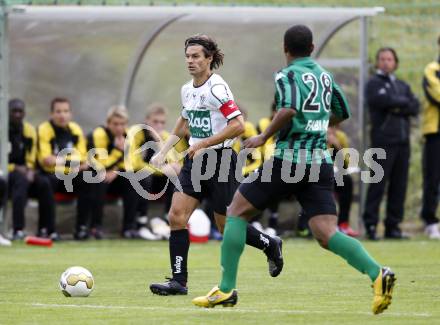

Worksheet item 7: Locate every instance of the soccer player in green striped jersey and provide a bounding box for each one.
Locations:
[273,54,349,165]
[193,25,396,314]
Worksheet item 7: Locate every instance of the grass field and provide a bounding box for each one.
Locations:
[1,239,439,324]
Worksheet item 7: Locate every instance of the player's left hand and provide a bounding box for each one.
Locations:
[187,140,208,159]
[244,135,265,149]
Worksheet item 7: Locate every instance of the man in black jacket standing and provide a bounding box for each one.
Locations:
[363,47,419,240]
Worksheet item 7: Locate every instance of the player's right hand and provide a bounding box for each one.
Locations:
[244,135,265,149]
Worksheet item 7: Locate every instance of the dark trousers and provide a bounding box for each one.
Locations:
[137,175,174,218]
[43,172,90,233]
[8,170,55,232]
[335,174,353,224]
[297,176,353,227]
[421,134,440,225]
[363,144,410,229]
[88,174,138,232]
[0,176,6,209]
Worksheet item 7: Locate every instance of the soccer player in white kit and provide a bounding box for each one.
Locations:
[149,35,283,296]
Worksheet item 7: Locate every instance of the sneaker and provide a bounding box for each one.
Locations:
[90,228,104,240]
[384,227,410,240]
[137,215,149,228]
[338,222,359,237]
[74,226,89,241]
[12,230,26,241]
[150,277,188,296]
[425,223,440,239]
[266,236,283,277]
[372,267,396,314]
[122,229,138,239]
[49,232,61,241]
[0,234,12,246]
[37,228,48,238]
[150,217,170,240]
[209,228,223,241]
[365,224,379,241]
[192,286,237,308]
[138,227,159,240]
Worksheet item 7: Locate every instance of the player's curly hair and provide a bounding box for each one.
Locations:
[184,34,224,70]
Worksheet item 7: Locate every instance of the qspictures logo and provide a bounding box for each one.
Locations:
[54,124,387,200]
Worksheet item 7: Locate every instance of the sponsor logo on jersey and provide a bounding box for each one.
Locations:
[305,119,329,132]
[187,110,213,138]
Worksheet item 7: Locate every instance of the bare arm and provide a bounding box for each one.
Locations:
[244,108,296,148]
[329,115,345,127]
[261,108,295,141]
[151,117,188,167]
[158,116,188,156]
[188,115,245,158]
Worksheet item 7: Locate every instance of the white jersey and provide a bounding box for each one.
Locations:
[181,73,241,149]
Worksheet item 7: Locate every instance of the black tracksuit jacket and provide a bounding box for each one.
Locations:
[366,71,419,146]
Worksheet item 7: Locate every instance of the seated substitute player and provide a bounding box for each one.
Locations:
[37,97,89,240]
[8,98,55,240]
[84,106,139,239]
[130,103,186,239]
[193,25,395,315]
[149,34,283,296]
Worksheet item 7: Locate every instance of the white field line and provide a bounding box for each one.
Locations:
[6,303,428,318]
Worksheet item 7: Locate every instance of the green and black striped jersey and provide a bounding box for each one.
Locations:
[274,57,351,164]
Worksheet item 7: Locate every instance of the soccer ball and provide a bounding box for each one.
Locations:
[59,266,94,297]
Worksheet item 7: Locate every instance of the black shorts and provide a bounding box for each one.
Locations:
[176,148,238,215]
[239,157,337,219]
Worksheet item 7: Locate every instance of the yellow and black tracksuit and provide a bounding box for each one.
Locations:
[128,125,189,219]
[38,120,87,174]
[9,121,54,234]
[421,58,440,225]
[86,126,139,233]
[331,130,353,226]
[37,120,89,234]
[232,121,263,177]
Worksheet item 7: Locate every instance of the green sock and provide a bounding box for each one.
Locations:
[328,231,381,282]
[219,216,247,292]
